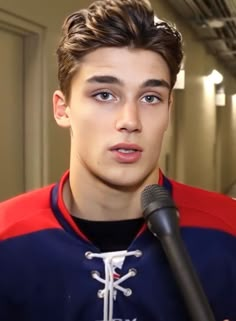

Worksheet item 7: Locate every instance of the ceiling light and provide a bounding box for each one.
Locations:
[205,18,225,29]
[207,69,223,84]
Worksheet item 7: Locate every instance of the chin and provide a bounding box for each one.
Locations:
[91,162,158,190]
[100,171,152,191]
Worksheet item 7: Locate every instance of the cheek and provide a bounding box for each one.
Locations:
[70,108,95,133]
[70,109,111,149]
[145,111,169,137]
[143,115,169,157]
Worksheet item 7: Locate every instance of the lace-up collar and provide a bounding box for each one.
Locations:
[85,249,142,321]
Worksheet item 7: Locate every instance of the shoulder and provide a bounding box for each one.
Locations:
[0,184,53,212]
[170,179,236,236]
[0,184,61,241]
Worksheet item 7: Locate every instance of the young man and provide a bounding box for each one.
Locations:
[0,0,235,320]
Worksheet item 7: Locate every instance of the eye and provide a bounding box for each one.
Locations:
[141,95,161,104]
[93,91,115,101]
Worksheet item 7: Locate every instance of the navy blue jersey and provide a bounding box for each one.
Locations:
[0,170,236,321]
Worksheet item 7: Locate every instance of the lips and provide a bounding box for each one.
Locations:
[109,143,143,163]
[110,143,143,152]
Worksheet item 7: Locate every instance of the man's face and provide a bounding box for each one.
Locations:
[54,47,172,188]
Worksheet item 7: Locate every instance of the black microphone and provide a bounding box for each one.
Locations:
[141,184,216,321]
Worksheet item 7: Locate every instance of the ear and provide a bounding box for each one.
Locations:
[53,90,71,128]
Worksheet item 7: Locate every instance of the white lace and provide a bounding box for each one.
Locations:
[85,250,142,321]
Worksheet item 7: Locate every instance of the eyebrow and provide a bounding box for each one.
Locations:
[86,75,123,85]
[86,75,170,89]
[141,79,170,89]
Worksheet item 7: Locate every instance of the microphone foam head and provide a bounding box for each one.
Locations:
[141,184,176,214]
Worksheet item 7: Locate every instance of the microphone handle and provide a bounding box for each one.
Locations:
[160,231,216,321]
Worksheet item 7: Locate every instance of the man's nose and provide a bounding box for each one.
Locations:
[115,101,142,133]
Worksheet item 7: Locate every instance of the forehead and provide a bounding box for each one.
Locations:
[73,47,171,87]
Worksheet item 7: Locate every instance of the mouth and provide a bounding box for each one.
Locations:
[114,148,139,153]
[110,143,143,152]
[109,143,143,163]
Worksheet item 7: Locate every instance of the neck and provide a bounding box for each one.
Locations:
[63,166,159,222]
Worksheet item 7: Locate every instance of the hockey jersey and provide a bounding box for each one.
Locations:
[0,170,236,321]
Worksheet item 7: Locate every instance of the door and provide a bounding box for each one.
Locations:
[0,28,25,201]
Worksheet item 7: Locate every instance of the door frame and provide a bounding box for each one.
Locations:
[0,9,47,191]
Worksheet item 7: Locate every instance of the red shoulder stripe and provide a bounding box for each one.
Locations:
[0,185,62,241]
[171,179,236,236]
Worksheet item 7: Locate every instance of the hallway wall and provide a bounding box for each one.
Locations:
[0,0,235,193]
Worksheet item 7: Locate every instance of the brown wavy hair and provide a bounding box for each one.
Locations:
[56,0,183,100]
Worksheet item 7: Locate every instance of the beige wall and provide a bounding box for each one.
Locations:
[0,0,235,193]
[0,0,92,184]
[216,93,236,193]
[151,1,236,192]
